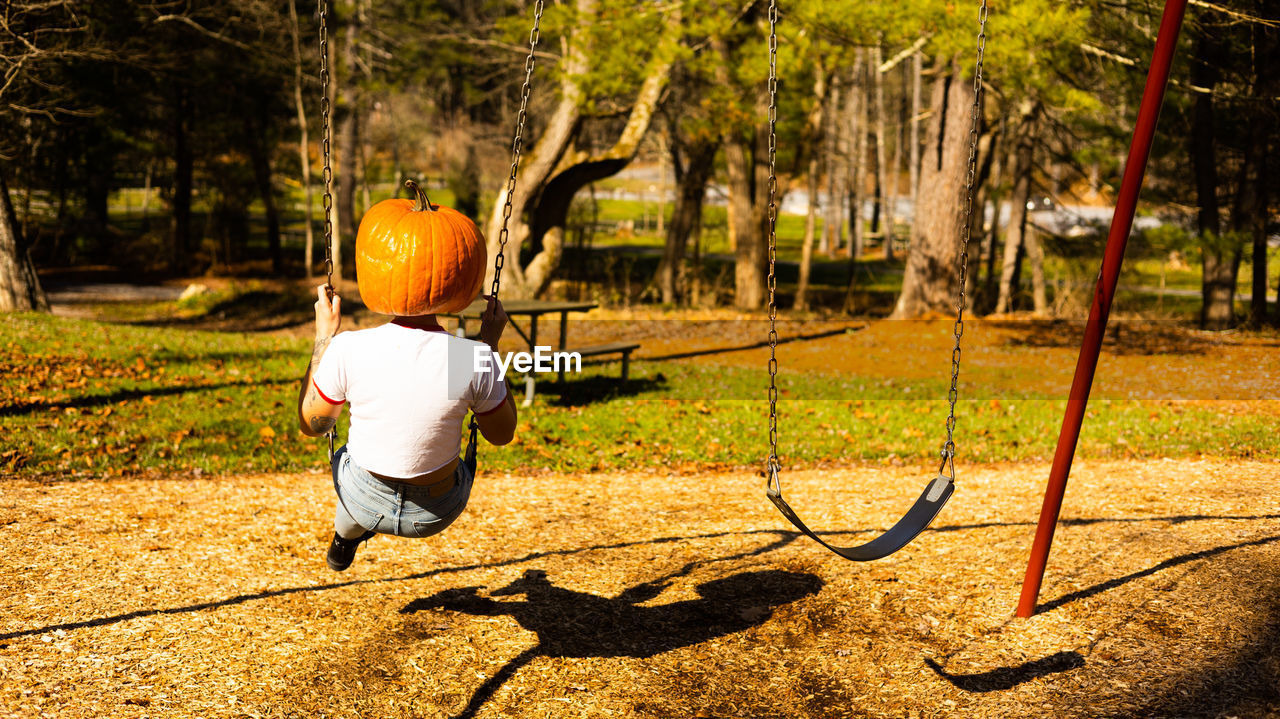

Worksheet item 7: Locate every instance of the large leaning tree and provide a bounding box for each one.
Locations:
[482,0,683,299]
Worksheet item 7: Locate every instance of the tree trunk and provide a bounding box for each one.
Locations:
[333,12,362,282]
[820,79,842,256]
[798,155,820,310]
[909,50,923,221]
[83,125,112,260]
[245,107,282,275]
[1025,222,1047,314]
[1020,129,1047,315]
[1226,119,1261,328]
[336,107,359,260]
[797,69,829,311]
[288,0,316,279]
[1246,25,1274,328]
[657,137,717,304]
[967,129,996,304]
[1008,240,1026,311]
[847,52,867,259]
[981,126,1006,313]
[714,29,764,310]
[872,45,893,261]
[1248,150,1269,327]
[892,64,975,319]
[995,101,1037,314]
[170,90,193,274]
[1190,32,1234,330]
[726,121,766,310]
[889,71,905,263]
[51,138,69,262]
[141,165,152,220]
[0,170,48,311]
[1201,240,1239,330]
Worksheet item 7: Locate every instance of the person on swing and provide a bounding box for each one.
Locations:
[297,286,515,571]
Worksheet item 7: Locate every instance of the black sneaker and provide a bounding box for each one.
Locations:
[326,530,375,571]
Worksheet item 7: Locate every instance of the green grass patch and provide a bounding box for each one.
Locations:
[2,314,1275,481]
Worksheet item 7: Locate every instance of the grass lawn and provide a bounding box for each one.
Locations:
[3,311,1276,481]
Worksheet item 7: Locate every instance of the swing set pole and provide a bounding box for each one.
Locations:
[1015,0,1188,619]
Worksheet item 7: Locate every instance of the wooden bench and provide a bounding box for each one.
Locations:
[559,341,641,382]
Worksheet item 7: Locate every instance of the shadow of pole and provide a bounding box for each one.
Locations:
[1035,533,1280,615]
[924,651,1086,692]
[927,534,1280,697]
[450,646,541,719]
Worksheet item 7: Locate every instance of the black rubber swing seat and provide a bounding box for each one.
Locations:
[767,473,954,561]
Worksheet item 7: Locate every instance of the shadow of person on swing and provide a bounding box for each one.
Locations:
[402,568,822,718]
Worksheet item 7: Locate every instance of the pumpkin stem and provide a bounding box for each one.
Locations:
[404,179,437,212]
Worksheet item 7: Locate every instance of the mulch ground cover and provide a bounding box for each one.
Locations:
[3,459,1277,718]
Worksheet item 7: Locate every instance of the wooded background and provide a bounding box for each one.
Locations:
[1,0,1276,328]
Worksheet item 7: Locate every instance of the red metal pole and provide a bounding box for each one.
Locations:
[1015,0,1189,618]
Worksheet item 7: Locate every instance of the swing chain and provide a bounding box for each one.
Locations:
[317,0,336,461]
[317,0,335,293]
[471,1,544,442]
[765,0,780,488]
[941,0,988,472]
[490,0,545,300]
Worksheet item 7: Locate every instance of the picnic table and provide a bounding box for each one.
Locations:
[451,298,597,353]
[447,299,640,404]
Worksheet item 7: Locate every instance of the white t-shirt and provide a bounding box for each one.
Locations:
[311,321,507,478]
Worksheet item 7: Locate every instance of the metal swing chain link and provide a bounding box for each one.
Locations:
[765,0,781,491]
[317,0,336,461]
[490,0,546,300]
[941,0,989,475]
[470,1,544,442]
[317,0,335,292]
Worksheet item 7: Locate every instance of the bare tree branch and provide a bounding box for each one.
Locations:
[152,14,254,51]
[878,35,929,74]
[1187,0,1280,28]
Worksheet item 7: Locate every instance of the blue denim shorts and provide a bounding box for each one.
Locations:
[331,445,474,539]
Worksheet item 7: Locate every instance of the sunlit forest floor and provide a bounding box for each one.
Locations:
[1,284,1278,717]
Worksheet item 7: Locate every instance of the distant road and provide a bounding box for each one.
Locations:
[44,283,185,304]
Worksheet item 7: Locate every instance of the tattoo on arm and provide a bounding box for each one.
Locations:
[309,336,331,370]
[299,336,338,436]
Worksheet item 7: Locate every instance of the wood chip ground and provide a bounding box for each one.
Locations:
[3,459,1278,718]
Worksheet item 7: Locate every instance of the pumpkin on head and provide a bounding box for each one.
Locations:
[355,180,487,316]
